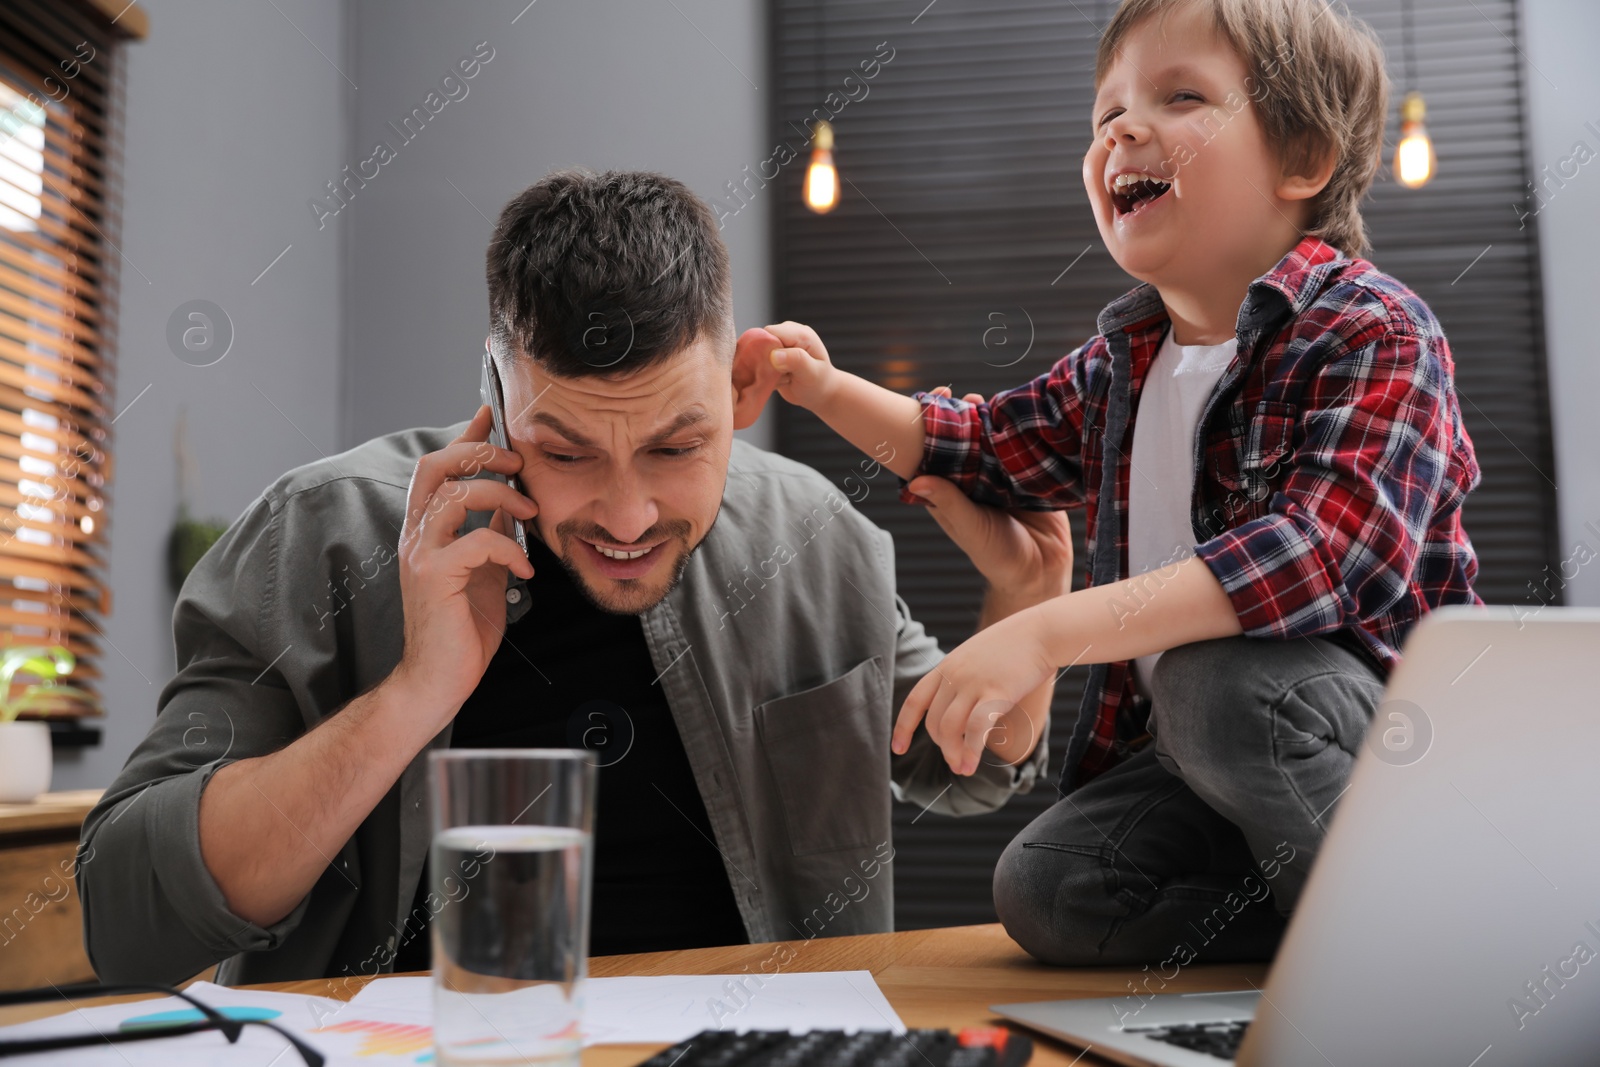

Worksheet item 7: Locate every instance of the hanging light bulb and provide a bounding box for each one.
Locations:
[804,121,839,214]
[1394,91,1435,189]
[1392,0,1434,190]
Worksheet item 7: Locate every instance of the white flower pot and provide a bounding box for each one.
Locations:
[0,721,52,803]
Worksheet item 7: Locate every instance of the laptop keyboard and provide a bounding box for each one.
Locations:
[635,1029,1034,1067]
[1145,1021,1250,1060]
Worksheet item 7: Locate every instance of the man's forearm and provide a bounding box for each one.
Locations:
[1034,556,1243,668]
[813,372,927,481]
[198,673,444,928]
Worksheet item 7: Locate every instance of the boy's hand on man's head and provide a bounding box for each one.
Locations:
[731,326,786,428]
[758,320,841,411]
[731,321,840,424]
[733,320,929,483]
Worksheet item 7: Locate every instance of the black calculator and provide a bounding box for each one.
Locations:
[635,1027,1034,1067]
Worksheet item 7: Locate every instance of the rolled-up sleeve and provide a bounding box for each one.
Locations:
[1194,328,1477,641]
[900,342,1095,512]
[78,495,313,985]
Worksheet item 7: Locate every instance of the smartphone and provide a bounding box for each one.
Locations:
[479,347,531,556]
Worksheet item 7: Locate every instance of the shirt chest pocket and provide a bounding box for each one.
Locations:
[1214,401,1297,504]
[753,656,887,856]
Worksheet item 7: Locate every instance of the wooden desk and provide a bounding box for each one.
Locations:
[272,924,1265,1067]
[0,923,1267,1065]
[0,789,101,989]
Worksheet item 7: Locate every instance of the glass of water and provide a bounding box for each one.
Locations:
[429,749,596,1067]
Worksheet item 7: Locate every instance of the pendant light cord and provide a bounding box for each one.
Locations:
[1401,0,1417,93]
[816,0,826,111]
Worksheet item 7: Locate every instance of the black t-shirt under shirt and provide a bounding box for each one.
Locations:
[392,535,746,971]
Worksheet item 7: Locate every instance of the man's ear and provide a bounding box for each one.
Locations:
[731,327,784,430]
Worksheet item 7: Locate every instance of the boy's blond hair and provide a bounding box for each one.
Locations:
[1096,0,1388,257]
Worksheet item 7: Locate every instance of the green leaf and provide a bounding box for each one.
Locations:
[10,684,97,716]
[0,646,83,722]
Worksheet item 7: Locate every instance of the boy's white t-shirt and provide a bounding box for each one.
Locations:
[1127,327,1238,699]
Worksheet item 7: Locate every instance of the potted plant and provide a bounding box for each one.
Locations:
[166,407,230,597]
[0,647,94,803]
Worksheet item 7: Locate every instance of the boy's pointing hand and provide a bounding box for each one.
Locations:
[893,613,1057,776]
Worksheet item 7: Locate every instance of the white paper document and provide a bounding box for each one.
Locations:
[349,969,907,1045]
[0,970,905,1064]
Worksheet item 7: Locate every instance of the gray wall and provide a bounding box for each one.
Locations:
[1521,0,1600,607]
[51,0,348,789]
[339,0,773,448]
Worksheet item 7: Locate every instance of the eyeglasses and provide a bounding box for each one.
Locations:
[0,982,325,1065]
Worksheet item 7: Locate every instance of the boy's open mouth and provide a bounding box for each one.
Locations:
[1111,174,1172,217]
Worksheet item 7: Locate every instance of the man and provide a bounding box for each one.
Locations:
[79,169,1070,985]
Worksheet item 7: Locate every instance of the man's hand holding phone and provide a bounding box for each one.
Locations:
[390,405,536,726]
[194,406,536,929]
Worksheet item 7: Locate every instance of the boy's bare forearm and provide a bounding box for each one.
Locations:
[758,320,929,479]
[1034,556,1243,668]
[813,371,927,480]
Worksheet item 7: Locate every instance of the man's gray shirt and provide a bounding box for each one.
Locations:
[78,427,1046,986]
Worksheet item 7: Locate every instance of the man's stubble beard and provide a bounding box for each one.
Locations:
[549,509,722,616]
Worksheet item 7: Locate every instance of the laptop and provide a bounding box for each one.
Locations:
[992,606,1600,1066]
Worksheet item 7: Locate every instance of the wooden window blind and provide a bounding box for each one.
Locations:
[771,0,1558,927]
[0,0,144,721]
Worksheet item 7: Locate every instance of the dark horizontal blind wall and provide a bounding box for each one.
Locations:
[769,0,1557,928]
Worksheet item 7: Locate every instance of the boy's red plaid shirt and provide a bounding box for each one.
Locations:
[905,236,1483,791]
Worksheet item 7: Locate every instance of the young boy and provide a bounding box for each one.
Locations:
[734,0,1482,965]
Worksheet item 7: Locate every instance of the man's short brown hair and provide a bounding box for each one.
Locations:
[1096,0,1389,257]
[486,169,732,376]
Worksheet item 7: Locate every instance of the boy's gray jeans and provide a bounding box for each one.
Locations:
[993,634,1386,966]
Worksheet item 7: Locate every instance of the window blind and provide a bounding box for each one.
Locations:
[0,0,143,720]
[770,0,1558,928]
